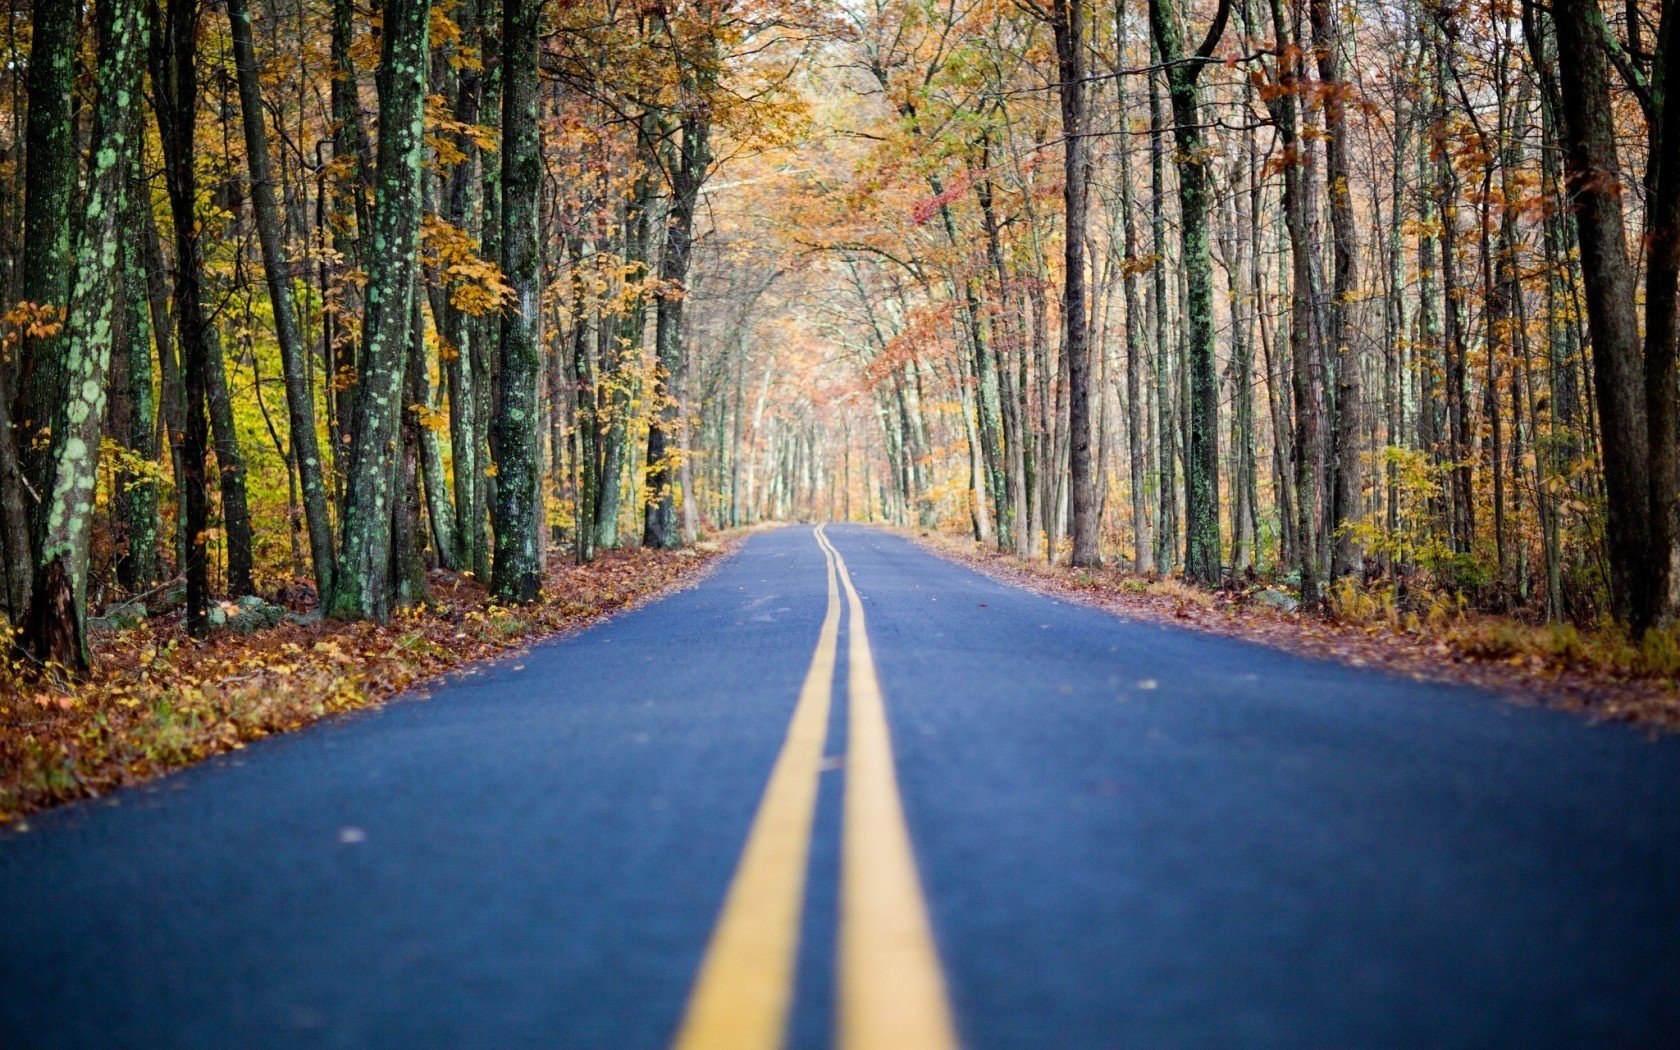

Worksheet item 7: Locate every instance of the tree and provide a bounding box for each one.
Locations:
[644,17,716,550]
[1542,0,1660,631]
[489,0,543,603]
[1148,0,1232,586]
[21,0,148,667]
[1311,0,1362,581]
[153,0,217,637]
[1052,0,1099,567]
[5,0,79,616]
[329,0,430,621]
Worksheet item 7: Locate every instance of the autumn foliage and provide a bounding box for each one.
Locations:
[0,542,732,824]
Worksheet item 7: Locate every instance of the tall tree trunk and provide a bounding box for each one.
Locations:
[154,0,216,636]
[1312,0,1362,579]
[21,0,147,668]
[1148,58,1178,570]
[438,0,485,576]
[595,152,652,550]
[644,108,711,549]
[114,160,160,593]
[204,312,255,596]
[12,0,79,574]
[475,0,501,579]
[1644,5,1680,620]
[328,0,430,620]
[1053,0,1099,567]
[408,290,456,569]
[1149,0,1230,585]
[388,286,430,603]
[1270,0,1323,606]
[490,0,542,601]
[1544,0,1656,629]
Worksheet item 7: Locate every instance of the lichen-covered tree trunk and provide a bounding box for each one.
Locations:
[490,0,542,602]
[13,0,79,570]
[1149,0,1230,586]
[227,0,336,600]
[21,0,148,668]
[328,0,429,621]
[393,288,430,604]
[1147,60,1178,571]
[643,110,710,550]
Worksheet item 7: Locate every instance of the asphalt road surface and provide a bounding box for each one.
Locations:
[2,524,1677,1048]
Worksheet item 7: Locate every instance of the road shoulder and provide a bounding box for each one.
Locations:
[901,527,1680,732]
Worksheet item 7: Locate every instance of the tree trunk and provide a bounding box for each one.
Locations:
[490,0,543,601]
[114,163,161,593]
[154,0,216,636]
[1544,0,1656,629]
[13,0,79,573]
[1312,0,1362,579]
[1053,0,1099,567]
[1644,5,1680,621]
[22,0,147,668]
[1269,0,1323,606]
[328,0,430,620]
[644,106,711,549]
[1149,0,1230,585]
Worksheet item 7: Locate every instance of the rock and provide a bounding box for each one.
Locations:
[283,609,324,627]
[89,600,147,633]
[219,597,285,633]
[1255,588,1300,614]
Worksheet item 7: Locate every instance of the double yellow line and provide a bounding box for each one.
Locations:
[674,525,957,1050]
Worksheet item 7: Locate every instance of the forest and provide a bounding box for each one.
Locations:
[0,0,1675,674]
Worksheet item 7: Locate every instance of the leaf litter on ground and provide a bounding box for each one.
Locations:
[0,539,737,826]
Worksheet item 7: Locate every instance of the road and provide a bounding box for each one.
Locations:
[2,524,1677,1048]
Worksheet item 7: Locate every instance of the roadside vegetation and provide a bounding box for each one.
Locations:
[917,531,1680,729]
[0,543,730,826]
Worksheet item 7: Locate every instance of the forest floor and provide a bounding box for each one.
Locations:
[910,530,1680,732]
[0,536,741,825]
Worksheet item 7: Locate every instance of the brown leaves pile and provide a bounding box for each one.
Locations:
[912,531,1680,732]
[0,541,733,825]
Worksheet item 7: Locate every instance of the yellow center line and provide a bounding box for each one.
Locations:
[818,528,960,1050]
[674,525,841,1050]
